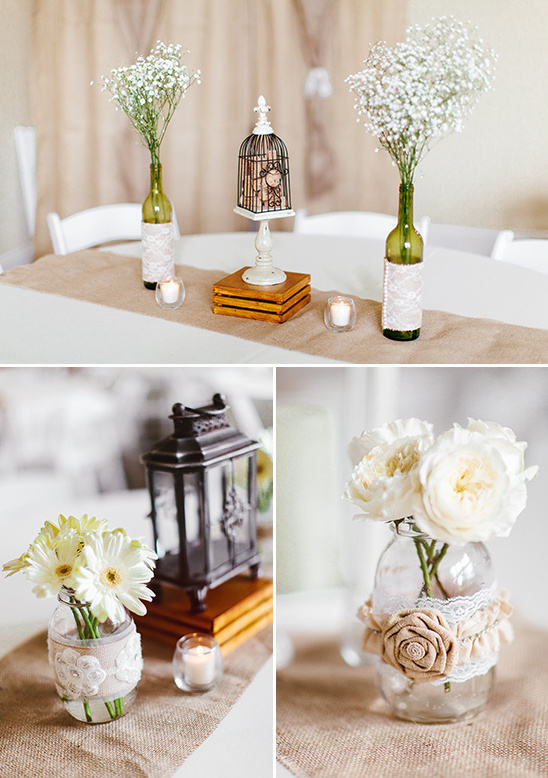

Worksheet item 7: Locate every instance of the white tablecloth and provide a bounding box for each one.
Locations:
[0,488,273,778]
[1,232,547,364]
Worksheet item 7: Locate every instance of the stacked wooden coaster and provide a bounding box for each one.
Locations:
[134,575,273,654]
[212,268,311,323]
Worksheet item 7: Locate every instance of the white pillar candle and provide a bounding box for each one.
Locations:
[184,645,216,687]
[160,278,180,304]
[331,299,352,327]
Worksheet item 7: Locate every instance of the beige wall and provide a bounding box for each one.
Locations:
[0,0,32,254]
[2,0,547,259]
[408,0,548,234]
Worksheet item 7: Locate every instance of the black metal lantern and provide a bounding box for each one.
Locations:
[141,394,261,612]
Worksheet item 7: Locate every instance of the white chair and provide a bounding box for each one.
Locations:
[428,223,514,260]
[293,208,431,243]
[46,203,181,255]
[496,239,548,274]
[14,126,37,239]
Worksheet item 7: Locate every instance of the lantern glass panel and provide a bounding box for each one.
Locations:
[207,455,256,564]
[182,471,201,546]
[151,470,178,557]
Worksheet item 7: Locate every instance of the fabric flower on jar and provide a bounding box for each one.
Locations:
[53,648,106,697]
[381,608,458,683]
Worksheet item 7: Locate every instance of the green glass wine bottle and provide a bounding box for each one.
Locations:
[141,162,175,290]
[382,183,423,341]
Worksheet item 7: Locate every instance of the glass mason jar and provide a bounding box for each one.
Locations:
[382,183,423,342]
[141,162,175,290]
[370,520,495,724]
[47,590,143,723]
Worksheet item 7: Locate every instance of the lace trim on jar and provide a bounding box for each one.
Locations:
[372,580,499,625]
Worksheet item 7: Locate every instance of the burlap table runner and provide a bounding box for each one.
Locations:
[2,250,548,364]
[0,625,272,778]
[276,617,548,778]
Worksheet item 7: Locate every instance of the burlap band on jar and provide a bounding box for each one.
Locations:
[47,621,143,700]
[141,221,175,283]
[358,587,513,684]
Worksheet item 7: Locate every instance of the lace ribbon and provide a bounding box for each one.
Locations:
[358,587,513,684]
[48,622,143,700]
[141,221,175,283]
[382,259,423,331]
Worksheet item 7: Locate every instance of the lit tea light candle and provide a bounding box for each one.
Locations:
[331,298,352,326]
[160,278,180,304]
[184,645,216,687]
[173,633,223,693]
[155,275,185,309]
[324,295,356,332]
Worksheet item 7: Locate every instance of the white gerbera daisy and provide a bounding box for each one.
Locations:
[36,514,108,544]
[73,532,155,623]
[2,552,30,577]
[25,530,81,597]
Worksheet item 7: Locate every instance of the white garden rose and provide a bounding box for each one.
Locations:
[348,418,434,466]
[344,418,434,521]
[411,423,537,544]
[464,419,538,481]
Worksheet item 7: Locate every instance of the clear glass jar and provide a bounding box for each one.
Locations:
[372,520,495,724]
[47,590,142,723]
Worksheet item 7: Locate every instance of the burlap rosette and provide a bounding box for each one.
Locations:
[359,589,513,683]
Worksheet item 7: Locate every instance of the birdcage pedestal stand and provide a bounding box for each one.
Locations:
[212,95,311,323]
[213,209,310,322]
[233,207,294,285]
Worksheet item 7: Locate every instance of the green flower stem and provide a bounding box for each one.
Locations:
[430,544,449,579]
[69,604,86,641]
[413,539,452,693]
[83,700,93,723]
[104,699,117,720]
[80,606,99,640]
[413,539,432,598]
[68,598,124,721]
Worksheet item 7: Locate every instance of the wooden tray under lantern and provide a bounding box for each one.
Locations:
[212,268,311,323]
[134,575,273,654]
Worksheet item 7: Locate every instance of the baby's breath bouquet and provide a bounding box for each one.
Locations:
[346,17,496,186]
[99,41,200,287]
[4,514,157,723]
[346,17,496,341]
[100,41,200,167]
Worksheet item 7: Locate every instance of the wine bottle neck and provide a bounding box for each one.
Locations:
[149,163,163,194]
[397,183,414,229]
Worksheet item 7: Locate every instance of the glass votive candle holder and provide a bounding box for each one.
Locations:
[173,633,223,694]
[324,295,356,332]
[155,275,185,309]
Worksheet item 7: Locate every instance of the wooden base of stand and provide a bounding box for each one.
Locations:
[134,575,273,655]
[212,268,311,323]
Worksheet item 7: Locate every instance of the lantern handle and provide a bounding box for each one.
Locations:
[171,393,228,419]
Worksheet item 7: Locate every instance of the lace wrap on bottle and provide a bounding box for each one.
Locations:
[141,221,175,283]
[358,584,513,685]
[47,620,143,700]
[382,259,423,331]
